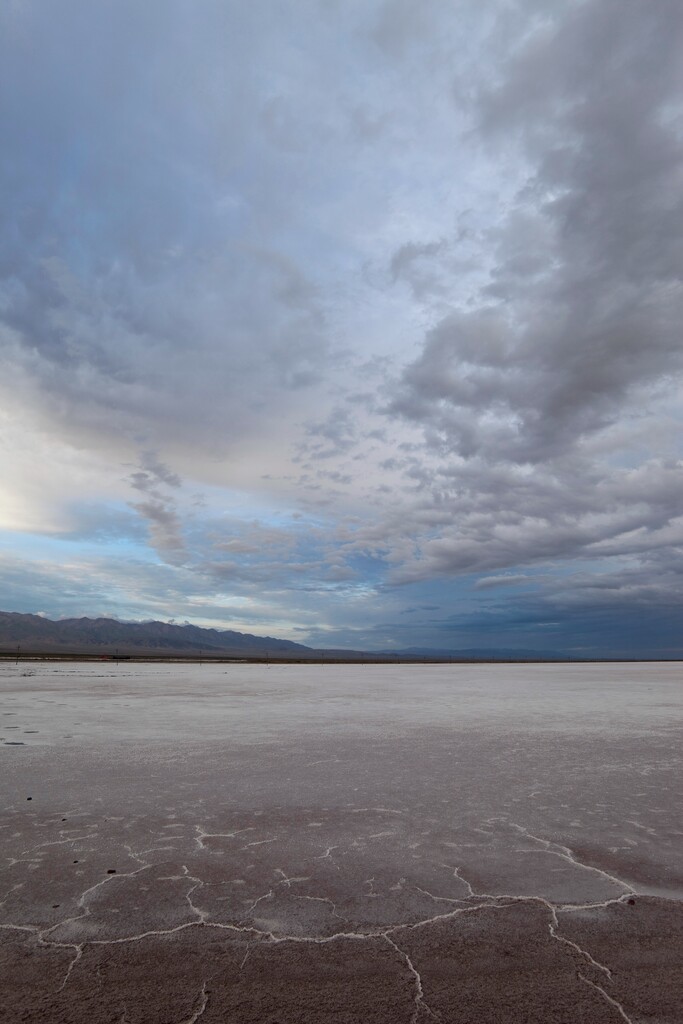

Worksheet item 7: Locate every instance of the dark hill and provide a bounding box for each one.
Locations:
[0,610,311,657]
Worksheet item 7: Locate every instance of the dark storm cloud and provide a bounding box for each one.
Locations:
[384,0,683,582]
[393,0,683,463]
[431,574,683,658]
[378,457,683,583]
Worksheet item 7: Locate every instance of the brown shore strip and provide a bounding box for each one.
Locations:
[1,649,681,664]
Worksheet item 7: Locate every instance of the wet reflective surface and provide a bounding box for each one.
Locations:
[2,661,682,1022]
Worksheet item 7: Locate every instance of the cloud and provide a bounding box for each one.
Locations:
[130,453,182,491]
[389,239,448,300]
[128,498,185,563]
[0,1,342,474]
[0,0,681,653]
[475,575,534,590]
[126,452,186,562]
[381,0,683,586]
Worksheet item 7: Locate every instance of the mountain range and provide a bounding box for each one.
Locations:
[0,610,310,657]
[0,610,577,660]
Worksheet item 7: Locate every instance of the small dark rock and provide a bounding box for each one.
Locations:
[107,869,117,874]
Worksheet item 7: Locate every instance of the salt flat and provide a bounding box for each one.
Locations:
[1,661,682,1022]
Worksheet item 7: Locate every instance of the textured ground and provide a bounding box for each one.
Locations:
[1,661,682,1022]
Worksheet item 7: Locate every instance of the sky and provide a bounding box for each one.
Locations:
[1,0,682,656]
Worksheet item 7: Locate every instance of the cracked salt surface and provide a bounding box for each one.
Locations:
[1,661,682,1022]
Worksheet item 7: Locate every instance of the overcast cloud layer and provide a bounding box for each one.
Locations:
[1,0,682,655]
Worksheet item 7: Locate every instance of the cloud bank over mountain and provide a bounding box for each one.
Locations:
[1,0,681,656]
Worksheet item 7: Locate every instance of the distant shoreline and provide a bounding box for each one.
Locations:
[1,651,680,664]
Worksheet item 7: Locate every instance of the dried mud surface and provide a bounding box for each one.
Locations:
[1,661,682,1022]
